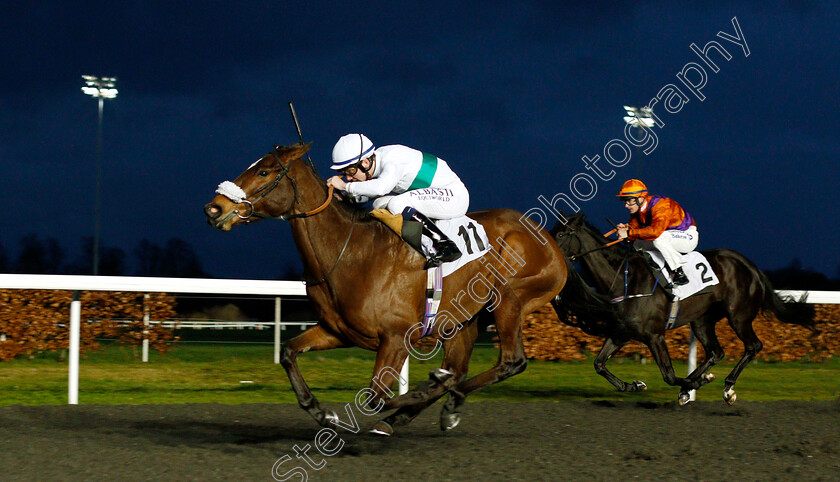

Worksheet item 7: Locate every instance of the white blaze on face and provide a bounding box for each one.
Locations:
[248,158,262,170]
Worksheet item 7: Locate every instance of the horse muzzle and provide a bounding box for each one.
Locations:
[204,199,240,231]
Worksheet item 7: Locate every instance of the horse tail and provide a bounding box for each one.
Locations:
[757,268,818,333]
[551,257,620,338]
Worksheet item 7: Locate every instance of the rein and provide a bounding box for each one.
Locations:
[219,151,335,222]
[305,210,357,287]
[215,148,350,286]
[569,234,625,261]
[252,151,335,221]
[560,225,667,303]
[266,184,334,220]
[571,242,617,261]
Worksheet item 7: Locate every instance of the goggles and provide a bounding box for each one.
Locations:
[342,164,360,177]
[342,155,373,177]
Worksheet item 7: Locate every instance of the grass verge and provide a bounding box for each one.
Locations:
[0,342,837,406]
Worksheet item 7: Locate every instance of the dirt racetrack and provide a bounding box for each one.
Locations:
[0,400,837,481]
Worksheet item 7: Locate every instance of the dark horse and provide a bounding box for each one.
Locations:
[204,142,615,434]
[550,212,816,405]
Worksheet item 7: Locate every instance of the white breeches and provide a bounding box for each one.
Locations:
[634,226,699,270]
[372,180,469,220]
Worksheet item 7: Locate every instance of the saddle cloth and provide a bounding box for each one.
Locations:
[424,216,490,277]
[646,250,719,299]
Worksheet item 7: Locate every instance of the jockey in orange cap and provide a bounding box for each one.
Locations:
[615,179,698,286]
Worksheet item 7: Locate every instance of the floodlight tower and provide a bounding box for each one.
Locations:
[81,75,118,275]
[623,105,655,178]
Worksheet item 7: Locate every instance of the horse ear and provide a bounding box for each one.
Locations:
[296,141,313,153]
[272,141,313,164]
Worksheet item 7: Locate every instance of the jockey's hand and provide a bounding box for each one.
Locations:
[326,175,348,191]
[617,227,629,240]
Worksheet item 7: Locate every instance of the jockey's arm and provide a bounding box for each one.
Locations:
[325,176,370,204]
[629,202,671,240]
[345,163,401,198]
[618,218,639,240]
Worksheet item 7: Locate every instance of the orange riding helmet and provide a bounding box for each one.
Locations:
[617,179,648,198]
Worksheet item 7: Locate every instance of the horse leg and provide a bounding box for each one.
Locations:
[361,335,418,436]
[437,321,478,430]
[448,287,527,400]
[594,338,647,392]
[364,334,410,403]
[721,315,763,405]
[685,319,725,386]
[645,333,698,405]
[673,319,725,403]
[372,323,477,435]
[280,324,346,426]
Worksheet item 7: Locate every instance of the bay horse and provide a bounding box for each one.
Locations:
[204,142,617,434]
[550,212,816,405]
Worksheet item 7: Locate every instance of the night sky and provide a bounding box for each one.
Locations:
[2,1,837,280]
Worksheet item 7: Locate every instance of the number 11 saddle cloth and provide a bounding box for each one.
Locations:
[423,216,490,277]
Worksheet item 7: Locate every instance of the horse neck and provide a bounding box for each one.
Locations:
[577,233,626,293]
[283,164,369,280]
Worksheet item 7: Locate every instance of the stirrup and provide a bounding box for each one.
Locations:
[402,208,462,268]
[671,268,689,286]
[424,257,443,269]
[435,240,462,262]
[424,239,462,269]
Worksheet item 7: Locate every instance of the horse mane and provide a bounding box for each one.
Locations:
[279,143,378,222]
[567,212,634,267]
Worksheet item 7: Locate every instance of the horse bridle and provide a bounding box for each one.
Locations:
[554,225,584,261]
[222,146,352,286]
[234,148,299,221]
[554,220,610,262]
[557,220,626,261]
[232,147,334,222]
[558,220,662,300]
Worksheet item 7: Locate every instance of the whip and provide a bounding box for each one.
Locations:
[288,101,317,174]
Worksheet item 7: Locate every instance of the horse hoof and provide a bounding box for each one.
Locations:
[678,392,692,406]
[369,421,394,436]
[440,412,461,431]
[724,388,737,405]
[430,368,454,384]
[704,373,716,382]
[633,380,647,391]
[323,410,339,427]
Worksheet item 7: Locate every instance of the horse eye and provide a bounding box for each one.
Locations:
[257,170,269,177]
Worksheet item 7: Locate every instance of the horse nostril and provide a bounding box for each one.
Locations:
[204,203,221,219]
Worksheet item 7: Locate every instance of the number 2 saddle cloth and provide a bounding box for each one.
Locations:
[643,250,720,330]
[646,250,720,300]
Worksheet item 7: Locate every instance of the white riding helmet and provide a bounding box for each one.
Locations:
[330,133,375,170]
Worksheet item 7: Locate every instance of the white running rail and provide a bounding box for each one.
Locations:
[0,274,834,404]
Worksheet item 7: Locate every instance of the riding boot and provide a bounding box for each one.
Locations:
[671,266,689,286]
[402,208,462,269]
[400,218,425,257]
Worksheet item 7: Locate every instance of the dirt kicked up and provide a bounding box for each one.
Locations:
[0,400,837,480]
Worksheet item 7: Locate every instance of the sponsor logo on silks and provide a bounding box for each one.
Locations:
[409,187,454,198]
